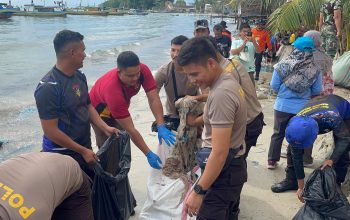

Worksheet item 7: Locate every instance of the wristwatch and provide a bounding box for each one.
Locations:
[194,184,207,195]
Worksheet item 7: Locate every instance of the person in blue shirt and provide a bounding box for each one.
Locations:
[231,23,260,84]
[267,37,323,169]
[272,95,350,199]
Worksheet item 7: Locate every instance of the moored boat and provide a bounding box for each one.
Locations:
[128,9,148,15]
[13,1,67,17]
[0,3,17,19]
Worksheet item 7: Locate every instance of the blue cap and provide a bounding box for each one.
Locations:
[285,116,318,149]
[292,37,315,52]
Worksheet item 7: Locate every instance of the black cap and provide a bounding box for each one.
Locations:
[220,20,227,28]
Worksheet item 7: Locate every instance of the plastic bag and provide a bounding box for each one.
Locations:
[333,51,350,89]
[92,132,136,220]
[293,167,350,220]
[139,142,196,220]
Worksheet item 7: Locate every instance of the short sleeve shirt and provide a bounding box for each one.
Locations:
[215,36,232,58]
[321,0,342,26]
[202,73,247,156]
[221,58,262,124]
[231,39,256,73]
[89,63,157,120]
[0,152,83,220]
[34,67,91,152]
[155,61,199,117]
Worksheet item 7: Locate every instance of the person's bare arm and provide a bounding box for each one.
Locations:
[40,119,97,164]
[334,9,342,37]
[146,89,164,125]
[187,115,204,127]
[319,13,324,30]
[231,39,248,55]
[116,116,150,155]
[88,104,119,136]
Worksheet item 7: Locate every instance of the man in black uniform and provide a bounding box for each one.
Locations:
[34,30,117,179]
[271,95,350,203]
[213,24,231,58]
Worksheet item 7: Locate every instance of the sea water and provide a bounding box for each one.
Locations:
[0,13,237,161]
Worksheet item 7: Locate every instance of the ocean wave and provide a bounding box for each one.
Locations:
[86,42,143,61]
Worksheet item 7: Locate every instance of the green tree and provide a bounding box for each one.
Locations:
[175,0,186,7]
[267,0,350,51]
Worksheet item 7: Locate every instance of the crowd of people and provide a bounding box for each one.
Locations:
[0,0,348,219]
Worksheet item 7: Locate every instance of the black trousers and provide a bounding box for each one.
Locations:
[268,110,295,161]
[52,172,94,220]
[244,112,265,158]
[254,52,264,76]
[197,158,247,220]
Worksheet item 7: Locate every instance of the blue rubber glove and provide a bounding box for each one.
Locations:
[157,124,176,146]
[146,151,162,169]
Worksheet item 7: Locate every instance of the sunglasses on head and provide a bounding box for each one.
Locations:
[195,19,208,27]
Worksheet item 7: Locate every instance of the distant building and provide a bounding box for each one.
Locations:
[165,1,195,13]
[204,4,212,14]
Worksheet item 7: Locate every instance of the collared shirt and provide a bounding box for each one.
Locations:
[155,61,199,117]
[202,72,247,156]
[34,67,91,152]
[89,63,157,120]
[0,153,83,220]
[220,58,262,124]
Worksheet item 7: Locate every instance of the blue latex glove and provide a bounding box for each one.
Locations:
[146,151,162,169]
[157,124,176,146]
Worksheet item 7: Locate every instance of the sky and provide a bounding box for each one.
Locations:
[5,0,194,7]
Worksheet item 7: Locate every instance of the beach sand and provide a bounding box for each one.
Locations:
[93,72,350,220]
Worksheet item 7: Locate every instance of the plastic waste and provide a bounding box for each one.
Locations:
[293,167,350,220]
[92,132,136,220]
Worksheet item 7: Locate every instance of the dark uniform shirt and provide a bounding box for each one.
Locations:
[34,67,91,152]
[215,35,232,58]
[292,95,350,179]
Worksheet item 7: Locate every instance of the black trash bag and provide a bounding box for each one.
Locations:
[92,132,137,220]
[293,166,350,220]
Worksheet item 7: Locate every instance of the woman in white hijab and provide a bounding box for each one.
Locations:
[304,30,334,95]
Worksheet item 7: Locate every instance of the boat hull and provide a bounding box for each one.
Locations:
[0,12,12,19]
[66,11,108,16]
[13,12,67,17]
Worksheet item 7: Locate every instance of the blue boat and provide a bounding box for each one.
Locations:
[0,3,16,19]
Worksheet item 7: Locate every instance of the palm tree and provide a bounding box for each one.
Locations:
[267,0,350,51]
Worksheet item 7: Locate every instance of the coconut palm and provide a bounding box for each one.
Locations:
[267,0,350,51]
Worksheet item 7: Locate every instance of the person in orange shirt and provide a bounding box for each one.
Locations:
[252,19,272,81]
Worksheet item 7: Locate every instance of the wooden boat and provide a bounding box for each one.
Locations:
[128,9,148,15]
[13,11,67,17]
[66,11,109,16]
[0,3,16,19]
[13,1,67,17]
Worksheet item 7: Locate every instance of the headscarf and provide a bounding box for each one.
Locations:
[304,30,333,74]
[275,48,319,94]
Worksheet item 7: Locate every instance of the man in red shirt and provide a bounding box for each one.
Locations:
[252,19,272,81]
[89,51,175,169]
